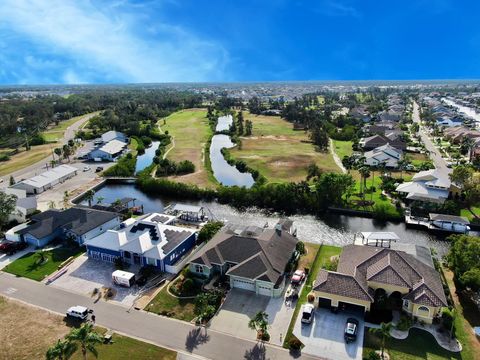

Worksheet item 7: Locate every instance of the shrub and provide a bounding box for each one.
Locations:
[103,154,136,177]
[30,133,46,145]
[396,314,413,331]
[442,308,454,331]
[197,221,224,244]
[288,337,302,350]
[176,160,195,175]
[182,278,194,293]
[363,350,381,360]
[307,293,315,303]
[296,241,306,255]
[114,257,126,270]
[0,153,10,162]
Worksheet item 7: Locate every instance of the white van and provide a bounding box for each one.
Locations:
[112,270,136,287]
[66,305,89,320]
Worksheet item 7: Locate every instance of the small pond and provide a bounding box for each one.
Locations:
[216,114,233,132]
[135,141,160,174]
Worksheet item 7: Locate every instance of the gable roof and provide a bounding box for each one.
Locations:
[190,220,297,286]
[314,245,447,308]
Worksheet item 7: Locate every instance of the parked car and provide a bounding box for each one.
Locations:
[344,318,359,343]
[291,269,306,286]
[301,303,315,324]
[0,240,28,255]
[95,166,104,172]
[66,305,90,320]
[83,166,91,172]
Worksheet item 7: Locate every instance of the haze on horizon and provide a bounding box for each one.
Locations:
[0,0,479,85]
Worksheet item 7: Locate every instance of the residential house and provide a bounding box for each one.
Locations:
[364,144,403,168]
[359,134,406,151]
[444,126,480,144]
[2,187,37,223]
[435,116,463,128]
[189,220,298,297]
[396,169,456,204]
[312,244,447,324]
[101,131,128,144]
[85,213,196,273]
[349,106,371,122]
[11,165,78,194]
[88,139,128,161]
[378,111,401,122]
[17,207,121,247]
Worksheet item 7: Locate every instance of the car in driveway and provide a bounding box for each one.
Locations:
[0,240,27,255]
[301,303,315,324]
[291,269,306,286]
[83,166,91,172]
[344,317,359,343]
[95,166,104,172]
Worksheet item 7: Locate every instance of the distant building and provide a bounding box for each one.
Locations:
[396,169,456,204]
[101,131,128,144]
[2,187,37,223]
[11,165,78,194]
[17,207,121,247]
[364,144,403,168]
[88,139,128,161]
[359,134,406,151]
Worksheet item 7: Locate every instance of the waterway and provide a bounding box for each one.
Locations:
[442,98,480,128]
[81,183,452,256]
[216,114,233,132]
[135,141,160,174]
[210,134,255,187]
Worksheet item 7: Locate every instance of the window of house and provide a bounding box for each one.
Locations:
[418,306,429,314]
[146,257,156,266]
[195,265,204,273]
[123,251,131,259]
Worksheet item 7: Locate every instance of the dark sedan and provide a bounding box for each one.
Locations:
[344,317,359,343]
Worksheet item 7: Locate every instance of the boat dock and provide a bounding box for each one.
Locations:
[405,213,470,234]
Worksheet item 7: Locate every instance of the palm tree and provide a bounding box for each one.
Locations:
[358,166,371,198]
[46,339,77,360]
[369,322,393,359]
[48,200,56,209]
[62,144,72,162]
[63,191,70,209]
[96,196,105,204]
[84,190,95,207]
[248,311,269,341]
[66,323,102,360]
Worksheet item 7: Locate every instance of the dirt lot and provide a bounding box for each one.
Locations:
[0,296,70,360]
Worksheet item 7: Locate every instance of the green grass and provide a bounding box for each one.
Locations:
[460,206,480,222]
[333,140,353,160]
[230,112,340,183]
[146,285,196,322]
[71,333,176,360]
[283,244,342,348]
[363,328,461,360]
[160,109,215,188]
[3,246,84,281]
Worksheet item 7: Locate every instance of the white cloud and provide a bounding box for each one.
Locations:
[0,0,229,83]
[316,0,361,18]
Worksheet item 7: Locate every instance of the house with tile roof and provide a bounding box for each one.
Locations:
[312,244,447,324]
[188,220,298,297]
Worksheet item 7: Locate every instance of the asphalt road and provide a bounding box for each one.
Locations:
[0,273,324,360]
[412,101,449,173]
[2,112,98,182]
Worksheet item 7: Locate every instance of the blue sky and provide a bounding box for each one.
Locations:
[0,0,479,84]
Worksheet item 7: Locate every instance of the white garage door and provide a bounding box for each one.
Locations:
[233,278,255,291]
[258,285,272,296]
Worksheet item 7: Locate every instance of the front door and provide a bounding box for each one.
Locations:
[133,254,141,265]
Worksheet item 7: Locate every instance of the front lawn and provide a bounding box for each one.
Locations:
[333,140,353,160]
[363,328,461,360]
[3,245,84,281]
[71,333,176,360]
[283,244,341,348]
[146,285,197,322]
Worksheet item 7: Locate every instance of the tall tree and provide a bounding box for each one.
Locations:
[237,110,244,135]
[0,192,17,229]
[369,322,393,359]
[66,323,102,360]
[84,190,95,207]
[46,339,77,360]
[245,120,253,136]
[248,311,269,340]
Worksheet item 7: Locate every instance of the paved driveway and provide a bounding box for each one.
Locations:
[293,308,364,360]
[209,289,270,340]
[50,254,142,307]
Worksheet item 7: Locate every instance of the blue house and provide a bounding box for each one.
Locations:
[84,213,197,274]
[17,208,121,248]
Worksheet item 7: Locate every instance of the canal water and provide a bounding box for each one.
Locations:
[210,114,255,187]
[216,114,233,132]
[81,183,452,256]
[210,134,255,187]
[135,141,160,174]
[442,98,480,128]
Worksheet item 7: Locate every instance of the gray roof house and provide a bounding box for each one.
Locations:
[396,169,455,204]
[18,207,121,247]
[88,139,128,161]
[364,144,403,168]
[312,244,447,324]
[189,220,298,297]
[359,134,406,151]
[101,131,128,144]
